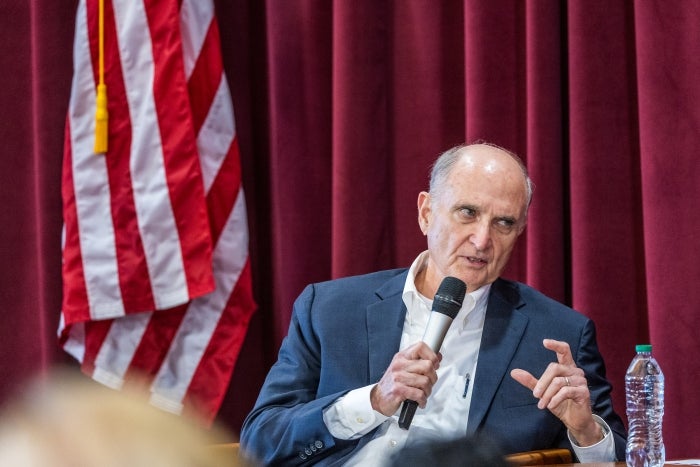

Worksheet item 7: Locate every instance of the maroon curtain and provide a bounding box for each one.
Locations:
[0,1,76,399]
[2,0,698,459]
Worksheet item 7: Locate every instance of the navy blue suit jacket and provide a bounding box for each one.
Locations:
[241,269,626,466]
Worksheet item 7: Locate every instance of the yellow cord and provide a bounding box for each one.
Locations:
[94,0,108,154]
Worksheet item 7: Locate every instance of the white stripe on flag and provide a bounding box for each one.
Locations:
[92,311,153,389]
[112,0,189,310]
[69,0,124,318]
[198,78,235,192]
[150,189,250,413]
[179,0,214,79]
[58,314,86,363]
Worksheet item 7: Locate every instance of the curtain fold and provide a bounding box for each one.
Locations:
[331,0,393,278]
[264,0,333,344]
[635,1,700,453]
[567,0,646,418]
[523,0,566,302]
[0,1,74,401]
[3,0,699,458]
[390,2,466,268]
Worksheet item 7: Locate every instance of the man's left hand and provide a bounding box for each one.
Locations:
[510,339,603,446]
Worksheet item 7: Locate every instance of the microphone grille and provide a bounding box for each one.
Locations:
[433,276,467,319]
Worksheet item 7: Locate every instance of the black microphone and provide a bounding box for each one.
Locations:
[398,276,467,430]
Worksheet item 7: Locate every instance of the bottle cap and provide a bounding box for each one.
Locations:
[635,344,652,352]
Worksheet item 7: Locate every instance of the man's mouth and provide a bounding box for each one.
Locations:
[467,256,488,265]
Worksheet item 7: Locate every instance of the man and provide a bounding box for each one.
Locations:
[241,143,626,466]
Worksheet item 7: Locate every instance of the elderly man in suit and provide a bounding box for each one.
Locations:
[241,143,626,466]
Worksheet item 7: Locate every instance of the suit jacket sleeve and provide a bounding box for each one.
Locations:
[573,319,627,460]
[240,283,362,466]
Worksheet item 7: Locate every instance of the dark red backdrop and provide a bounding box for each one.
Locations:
[2,0,698,459]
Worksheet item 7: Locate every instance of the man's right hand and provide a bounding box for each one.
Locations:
[370,342,441,416]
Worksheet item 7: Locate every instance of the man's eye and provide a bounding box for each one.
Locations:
[459,208,476,217]
[494,218,517,232]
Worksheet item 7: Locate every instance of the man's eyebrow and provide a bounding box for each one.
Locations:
[453,203,478,211]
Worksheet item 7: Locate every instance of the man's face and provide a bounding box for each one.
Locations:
[418,147,528,294]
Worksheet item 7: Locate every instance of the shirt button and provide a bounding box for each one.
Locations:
[390,439,398,447]
[356,417,365,424]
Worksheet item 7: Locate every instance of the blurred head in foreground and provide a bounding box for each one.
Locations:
[0,370,242,467]
[389,434,511,467]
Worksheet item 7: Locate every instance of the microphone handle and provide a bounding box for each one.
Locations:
[421,312,453,351]
[397,312,454,430]
[398,400,418,429]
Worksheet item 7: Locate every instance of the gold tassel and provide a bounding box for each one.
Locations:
[93,0,108,154]
[94,83,108,153]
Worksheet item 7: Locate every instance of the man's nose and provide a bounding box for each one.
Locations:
[469,221,491,251]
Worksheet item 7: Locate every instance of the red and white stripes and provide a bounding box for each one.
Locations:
[60,0,255,424]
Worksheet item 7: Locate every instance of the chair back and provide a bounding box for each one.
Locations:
[505,448,573,465]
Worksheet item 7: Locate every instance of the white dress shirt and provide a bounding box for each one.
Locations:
[323,251,615,465]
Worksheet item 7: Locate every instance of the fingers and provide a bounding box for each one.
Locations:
[404,341,441,368]
[510,368,538,390]
[400,343,440,399]
[510,368,582,409]
[534,371,585,410]
[543,339,575,366]
[533,340,575,399]
[533,362,584,397]
[511,339,594,430]
[371,342,440,415]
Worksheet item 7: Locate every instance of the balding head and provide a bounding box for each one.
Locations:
[429,143,533,217]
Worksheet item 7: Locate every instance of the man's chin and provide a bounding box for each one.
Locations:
[449,273,485,292]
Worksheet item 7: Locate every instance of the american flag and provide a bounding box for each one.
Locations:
[59,0,255,424]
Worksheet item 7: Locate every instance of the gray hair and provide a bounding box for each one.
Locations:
[429,142,534,209]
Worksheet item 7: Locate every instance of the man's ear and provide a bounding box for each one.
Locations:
[517,214,528,236]
[417,191,431,235]
[517,222,527,236]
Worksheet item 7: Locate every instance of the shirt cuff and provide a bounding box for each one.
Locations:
[322,385,389,440]
[568,414,616,463]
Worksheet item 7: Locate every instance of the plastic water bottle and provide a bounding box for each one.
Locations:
[625,344,665,467]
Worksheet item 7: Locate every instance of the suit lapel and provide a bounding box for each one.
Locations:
[367,271,408,382]
[467,279,529,434]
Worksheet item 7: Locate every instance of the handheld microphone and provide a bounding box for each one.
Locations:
[398,276,466,430]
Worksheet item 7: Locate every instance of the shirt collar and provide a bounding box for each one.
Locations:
[403,251,492,329]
